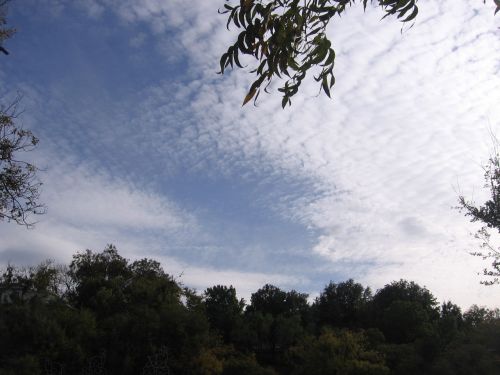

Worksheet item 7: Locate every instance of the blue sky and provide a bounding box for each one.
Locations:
[1,0,499,307]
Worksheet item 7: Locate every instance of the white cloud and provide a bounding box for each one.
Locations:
[42,160,191,231]
[0,151,196,262]
[5,0,500,308]
[150,253,308,302]
[0,151,303,302]
[115,0,500,307]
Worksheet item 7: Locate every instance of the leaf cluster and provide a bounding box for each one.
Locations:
[0,0,15,54]
[219,0,419,107]
[0,97,45,227]
[0,4,43,227]
[459,148,500,285]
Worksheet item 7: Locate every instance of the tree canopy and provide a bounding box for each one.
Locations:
[1,245,499,374]
[314,279,372,329]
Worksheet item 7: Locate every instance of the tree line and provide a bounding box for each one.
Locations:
[1,245,499,374]
[2,0,500,282]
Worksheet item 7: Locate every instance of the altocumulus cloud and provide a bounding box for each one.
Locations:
[0,153,196,261]
[2,0,500,307]
[0,153,305,301]
[114,0,500,306]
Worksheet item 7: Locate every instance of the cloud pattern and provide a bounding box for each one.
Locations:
[1,0,499,307]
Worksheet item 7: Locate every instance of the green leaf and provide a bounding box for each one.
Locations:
[219,53,228,73]
[233,45,243,68]
[281,96,289,108]
[402,5,418,22]
[242,88,257,106]
[322,75,331,97]
[322,48,335,67]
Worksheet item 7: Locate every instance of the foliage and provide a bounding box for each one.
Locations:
[247,284,309,317]
[464,304,500,327]
[489,0,500,15]
[1,246,499,374]
[430,316,500,375]
[0,0,15,55]
[438,301,463,345]
[219,0,500,107]
[219,0,420,107]
[204,285,245,342]
[289,329,389,375]
[0,7,43,227]
[244,285,310,369]
[459,149,500,284]
[314,278,372,329]
[0,97,44,227]
[372,280,439,344]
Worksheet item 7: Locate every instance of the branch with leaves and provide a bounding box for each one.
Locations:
[0,0,15,55]
[0,97,45,227]
[219,0,420,107]
[459,148,500,285]
[219,0,500,108]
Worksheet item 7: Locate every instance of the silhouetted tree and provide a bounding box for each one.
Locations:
[0,96,44,227]
[204,285,245,342]
[459,147,500,284]
[1,248,499,374]
[0,2,44,228]
[372,280,439,344]
[247,284,309,318]
[314,279,372,329]
[438,301,463,345]
[0,1,15,55]
[246,285,309,369]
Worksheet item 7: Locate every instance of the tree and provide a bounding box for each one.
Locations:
[204,285,245,342]
[0,1,15,55]
[288,329,389,375]
[245,284,310,367]
[459,147,500,285]
[2,249,500,374]
[463,304,500,327]
[438,301,463,345]
[0,2,44,227]
[247,284,309,317]
[314,278,372,329]
[0,97,44,227]
[372,280,439,344]
[65,245,212,375]
[219,0,499,107]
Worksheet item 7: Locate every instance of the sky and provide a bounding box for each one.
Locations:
[0,0,499,308]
